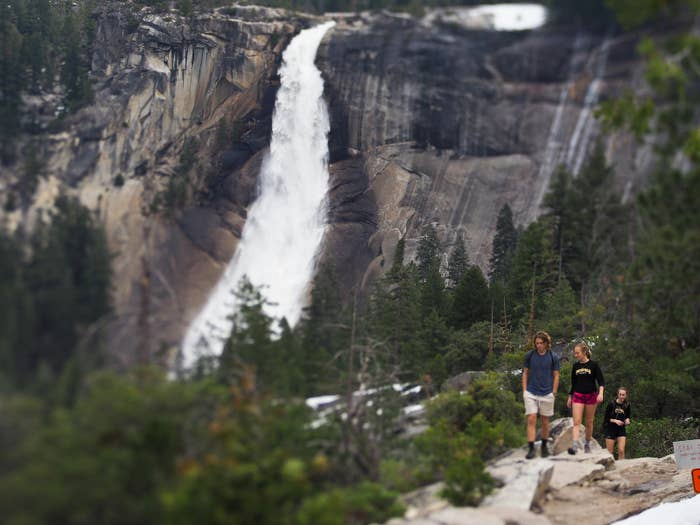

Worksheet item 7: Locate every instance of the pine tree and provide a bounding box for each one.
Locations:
[506,220,559,325]
[415,224,446,318]
[450,265,490,331]
[419,263,446,318]
[19,197,112,379]
[417,309,451,386]
[50,195,112,324]
[220,278,277,390]
[300,262,346,394]
[0,231,35,385]
[488,204,518,284]
[387,237,405,280]
[537,278,578,340]
[416,224,440,281]
[0,11,24,161]
[541,164,572,279]
[447,233,469,287]
[61,13,92,112]
[368,264,422,380]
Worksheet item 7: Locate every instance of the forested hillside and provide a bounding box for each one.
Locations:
[0,1,698,524]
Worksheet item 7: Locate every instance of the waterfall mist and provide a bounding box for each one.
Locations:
[181,21,335,368]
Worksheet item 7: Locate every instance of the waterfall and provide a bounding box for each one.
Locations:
[565,36,611,176]
[181,21,335,368]
[527,33,587,223]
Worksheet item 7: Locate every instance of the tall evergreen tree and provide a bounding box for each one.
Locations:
[300,262,346,394]
[506,220,559,325]
[220,278,277,389]
[447,233,469,287]
[0,231,35,385]
[488,204,518,284]
[419,262,446,318]
[415,224,446,317]
[562,142,616,292]
[450,265,490,331]
[387,237,405,280]
[61,13,92,112]
[416,224,440,280]
[0,10,24,161]
[536,278,578,340]
[368,264,422,380]
[20,196,112,379]
[541,164,572,275]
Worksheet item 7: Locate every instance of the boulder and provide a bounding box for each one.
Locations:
[483,454,554,510]
[548,417,604,456]
[442,371,485,392]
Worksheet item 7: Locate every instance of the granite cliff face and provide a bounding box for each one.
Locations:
[0,6,653,363]
[317,10,651,300]
[1,4,318,364]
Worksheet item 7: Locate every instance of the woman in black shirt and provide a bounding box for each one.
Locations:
[566,342,605,454]
[604,386,631,459]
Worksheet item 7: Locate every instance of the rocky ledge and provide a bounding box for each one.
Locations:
[387,418,696,525]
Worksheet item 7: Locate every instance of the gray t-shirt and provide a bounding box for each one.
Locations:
[523,350,560,396]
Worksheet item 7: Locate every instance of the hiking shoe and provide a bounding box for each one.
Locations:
[584,442,591,453]
[526,448,536,460]
[541,446,550,458]
[567,446,577,455]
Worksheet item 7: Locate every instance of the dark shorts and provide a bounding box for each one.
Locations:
[605,424,627,440]
[572,391,598,405]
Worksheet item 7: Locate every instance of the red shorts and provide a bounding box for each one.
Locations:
[572,391,598,405]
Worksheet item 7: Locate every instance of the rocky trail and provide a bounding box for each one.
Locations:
[387,418,697,525]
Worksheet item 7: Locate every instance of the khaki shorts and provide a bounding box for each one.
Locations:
[524,391,555,416]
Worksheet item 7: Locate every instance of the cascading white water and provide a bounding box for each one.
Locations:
[527,33,588,223]
[565,36,611,175]
[181,21,335,368]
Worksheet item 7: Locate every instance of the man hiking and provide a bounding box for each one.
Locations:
[522,330,560,459]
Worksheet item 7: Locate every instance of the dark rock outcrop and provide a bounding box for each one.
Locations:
[317,10,652,299]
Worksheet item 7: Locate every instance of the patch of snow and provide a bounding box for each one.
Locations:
[611,494,700,525]
[402,385,423,396]
[425,3,548,32]
[470,3,547,31]
[305,395,340,410]
[403,404,425,416]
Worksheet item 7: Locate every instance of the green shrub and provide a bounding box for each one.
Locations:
[441,447,493,507]
[415,373,524,506]
[626,417,699,458]
[296,482,404,525]
[379,458,433,494]
[426,373,522,448]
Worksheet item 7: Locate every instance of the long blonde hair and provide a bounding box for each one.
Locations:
[574,341,591,359]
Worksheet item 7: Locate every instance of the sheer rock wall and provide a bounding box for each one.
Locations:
[318,11,651,300]
[0,6,654,362]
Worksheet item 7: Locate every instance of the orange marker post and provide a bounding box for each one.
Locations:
[693,468,700,494]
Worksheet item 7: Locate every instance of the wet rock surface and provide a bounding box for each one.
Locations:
[318,11,654,295]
